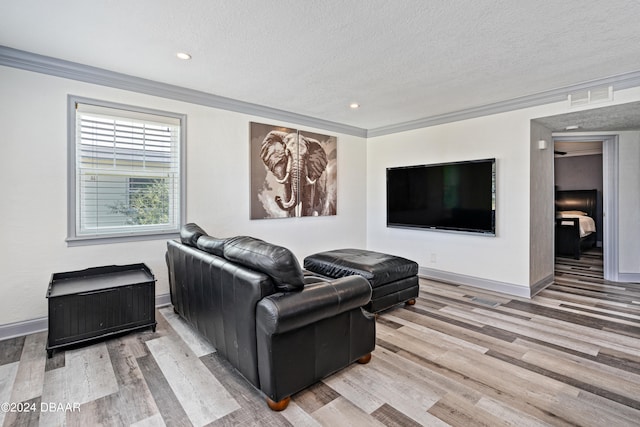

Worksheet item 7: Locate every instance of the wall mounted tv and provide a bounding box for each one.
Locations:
[387,158,496,235]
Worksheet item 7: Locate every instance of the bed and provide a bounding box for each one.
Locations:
[555,189,597,259]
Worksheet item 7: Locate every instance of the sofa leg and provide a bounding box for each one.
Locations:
[357,353,372,364]
[405,299,416,306]
[266,396,290,411]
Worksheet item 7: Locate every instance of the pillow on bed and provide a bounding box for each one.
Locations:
[559,210,588,217]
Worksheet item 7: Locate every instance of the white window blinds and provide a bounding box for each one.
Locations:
[71,101,182,240]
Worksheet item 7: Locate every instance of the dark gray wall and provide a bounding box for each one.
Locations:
[554,154,603,243]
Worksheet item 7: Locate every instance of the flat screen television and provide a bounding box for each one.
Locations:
[387,158,496,235]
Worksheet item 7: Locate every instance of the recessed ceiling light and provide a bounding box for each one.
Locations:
[349,103,360,109]
[176,52,192,60]
[565,125,580,130]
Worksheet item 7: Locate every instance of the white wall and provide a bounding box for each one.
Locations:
[0,66,368,325]
[618,131,640,274]
[366,86,640,295]
[3,63,640,327]
[367,110,533,292]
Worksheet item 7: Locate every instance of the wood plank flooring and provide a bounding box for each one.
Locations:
[1,249,639,426]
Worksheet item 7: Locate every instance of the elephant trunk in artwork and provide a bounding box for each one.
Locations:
[276,157,300,211]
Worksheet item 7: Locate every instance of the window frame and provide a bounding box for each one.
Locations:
[67,95,186,246]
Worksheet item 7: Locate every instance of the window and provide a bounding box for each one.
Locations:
[68,96,185,244]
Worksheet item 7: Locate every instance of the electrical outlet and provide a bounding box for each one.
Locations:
[430,253,437,263]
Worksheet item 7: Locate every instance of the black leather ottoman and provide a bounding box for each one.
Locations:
[303,249,419,313]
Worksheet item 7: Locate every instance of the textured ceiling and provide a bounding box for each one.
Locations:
[534,101,640,132]
[2,0,640,131]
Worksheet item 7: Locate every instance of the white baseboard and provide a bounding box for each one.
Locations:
[617,273,640,283]
[530,274,554,297]
[0,317,48,341]
[0,293,172,341]
[156,292,172,307]
[419,267,534,298]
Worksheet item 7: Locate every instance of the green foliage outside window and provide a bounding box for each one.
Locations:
[109,178,169,225]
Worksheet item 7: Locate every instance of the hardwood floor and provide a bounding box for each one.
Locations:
[1,249,639,426]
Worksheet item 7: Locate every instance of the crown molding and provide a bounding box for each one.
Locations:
[367,70,640,137]
[0,45,367,138]
[3,45,640,139]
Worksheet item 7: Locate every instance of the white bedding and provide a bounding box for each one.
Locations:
[559,212,596,237]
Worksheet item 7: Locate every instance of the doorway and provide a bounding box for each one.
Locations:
[552,135,618,281]
[532,100,640,284]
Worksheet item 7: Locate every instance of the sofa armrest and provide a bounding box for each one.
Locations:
[257,275,372,335]
[303,275,329,285]
[255,274,375,404]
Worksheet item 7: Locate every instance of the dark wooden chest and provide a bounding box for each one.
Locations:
[46,263,156,357]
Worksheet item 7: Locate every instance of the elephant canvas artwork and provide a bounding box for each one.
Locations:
[250,122,337,219]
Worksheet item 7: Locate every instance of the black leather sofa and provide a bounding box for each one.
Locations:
[165,224,376,410]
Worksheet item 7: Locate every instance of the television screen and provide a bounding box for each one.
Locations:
[387,158,496,234]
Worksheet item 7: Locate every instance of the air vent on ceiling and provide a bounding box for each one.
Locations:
[568,85,613,108]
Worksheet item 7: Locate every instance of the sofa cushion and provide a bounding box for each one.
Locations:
[223,236,304,291]
[196,235,227,257]
[180,223,208,247]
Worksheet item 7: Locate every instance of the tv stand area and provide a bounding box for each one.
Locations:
[46,264,156,358]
